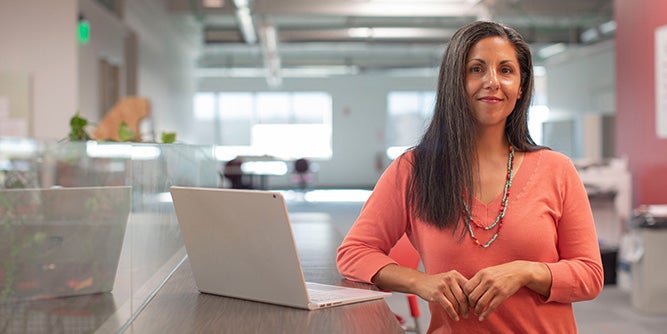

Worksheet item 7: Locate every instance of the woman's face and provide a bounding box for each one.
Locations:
[465,36,522,129]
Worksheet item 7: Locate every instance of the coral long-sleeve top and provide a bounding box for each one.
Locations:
[337,149,604,333]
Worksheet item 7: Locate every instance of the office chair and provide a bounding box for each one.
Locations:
[388,234,422,334]
[291,158,314,191]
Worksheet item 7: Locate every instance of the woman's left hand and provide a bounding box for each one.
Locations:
[463,260,551,321]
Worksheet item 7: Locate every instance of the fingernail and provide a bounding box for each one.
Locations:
[478,315,485,321]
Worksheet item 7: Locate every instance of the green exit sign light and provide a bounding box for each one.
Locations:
[78,18,90,45]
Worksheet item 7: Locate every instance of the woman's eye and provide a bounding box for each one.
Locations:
[469,66,482,73]
[501,67,513,74]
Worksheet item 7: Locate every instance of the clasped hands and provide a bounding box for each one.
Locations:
[414,260,548,322]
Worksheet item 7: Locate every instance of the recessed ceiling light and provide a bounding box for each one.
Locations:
[599,21,617,34]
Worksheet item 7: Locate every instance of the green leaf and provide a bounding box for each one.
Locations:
[161,132,176,144]
[118,121,137,142]
[68,113,91,141]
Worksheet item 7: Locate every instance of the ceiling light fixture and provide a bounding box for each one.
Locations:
[368,0,469,2]
[580,28,599,43]
[580,20,616,44]
[347,27,455,39]
[195,65,360,78]
[538,43,567,59]
[348,27,373,38]
[260,25,282,87]
[599,20,617,35]
[233,0,257,44]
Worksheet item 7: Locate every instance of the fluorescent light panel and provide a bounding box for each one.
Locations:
[599,21,617,34]
[347,27,454,39]
[197,66,359,78]
[233,0,248,7]
[538,43,566,59]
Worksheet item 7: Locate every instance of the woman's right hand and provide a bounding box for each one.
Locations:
[414,271,470,321]
[373,265,470,322]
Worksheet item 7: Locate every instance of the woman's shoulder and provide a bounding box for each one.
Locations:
[392,149,417,173]
[397,149,416,163]
[377,149,416,178]
[527,148,573,166]
[385,149,416,170]
[524,149,578,178]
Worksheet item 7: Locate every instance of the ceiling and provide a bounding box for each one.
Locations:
[165,0,614,84]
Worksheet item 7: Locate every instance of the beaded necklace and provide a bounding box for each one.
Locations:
[463,144,515,248]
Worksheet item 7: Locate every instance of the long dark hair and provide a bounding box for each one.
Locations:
[408,21,545,230]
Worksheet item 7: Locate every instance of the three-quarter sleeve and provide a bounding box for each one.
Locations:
[336,153,414,283]
[545,158,604,303]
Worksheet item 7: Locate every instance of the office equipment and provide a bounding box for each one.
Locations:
[169,186,390,310]
[627,205,667,315]
[0,186,132,301]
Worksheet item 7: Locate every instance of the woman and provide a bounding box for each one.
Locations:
[336,21,603,333]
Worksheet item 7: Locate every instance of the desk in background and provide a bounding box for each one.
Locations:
[221,158,288,190]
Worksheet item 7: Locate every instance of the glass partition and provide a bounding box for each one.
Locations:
[0,138,218,333]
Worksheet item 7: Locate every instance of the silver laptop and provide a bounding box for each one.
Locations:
[0,186,131,302]
[169,186,390,310]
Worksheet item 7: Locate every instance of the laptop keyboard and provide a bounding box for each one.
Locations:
[306,282,389,307]
[308,289,349,302]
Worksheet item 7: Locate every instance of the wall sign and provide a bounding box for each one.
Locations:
[657,25,667,138]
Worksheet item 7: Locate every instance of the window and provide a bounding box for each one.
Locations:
[256,93,290,124]
[528,66,549,145]
[219,93,253,145]
[193,92,332,161]
[386,91,435,159]
[194,92,216,120]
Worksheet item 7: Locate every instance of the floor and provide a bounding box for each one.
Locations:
[283,190,667,334]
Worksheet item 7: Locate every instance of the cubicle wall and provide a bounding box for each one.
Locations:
[0,137,218,333]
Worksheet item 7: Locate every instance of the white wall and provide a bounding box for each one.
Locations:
[0,0,198,143]
[78,0,127,123]
[0,0,78,140]
[198,73,438,188]
[546,40,616,114]
[124,0,200,143]
[543,40,616,159]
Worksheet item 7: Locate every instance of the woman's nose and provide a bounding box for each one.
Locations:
[484,70,499,89]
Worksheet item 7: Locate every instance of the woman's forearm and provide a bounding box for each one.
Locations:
[523,261,553,297]
[371,263,425,294]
